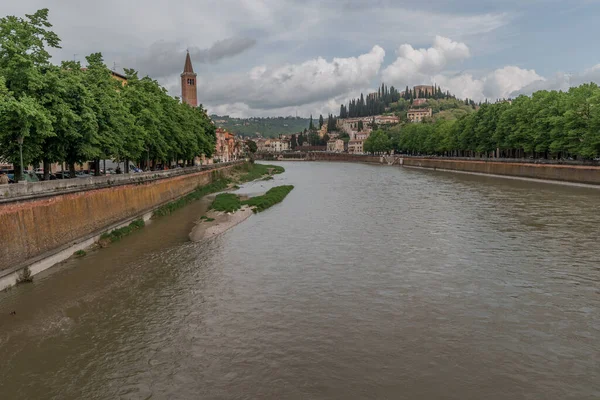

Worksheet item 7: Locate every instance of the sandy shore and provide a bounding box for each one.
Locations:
[189,206,254,242]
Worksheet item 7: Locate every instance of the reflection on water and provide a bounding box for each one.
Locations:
[1,162,599,399]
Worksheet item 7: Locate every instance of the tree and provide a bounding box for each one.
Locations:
[309,114,314,130]
[363,130,392,154]
[245,139,257,154]
[290,134,298,150]
[319,114,324,129]
[0,9,60,180]
[358,120,363,132]
[0,8,217,177]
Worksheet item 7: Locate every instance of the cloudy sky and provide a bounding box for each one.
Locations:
[4,0,600,117]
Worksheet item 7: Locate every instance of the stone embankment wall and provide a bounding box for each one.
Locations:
[402,157,600,185]
[302,152,600,185]
[0,163,242,274]
[308,153,382,163]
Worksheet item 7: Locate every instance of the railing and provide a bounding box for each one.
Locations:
[0,160,245,202]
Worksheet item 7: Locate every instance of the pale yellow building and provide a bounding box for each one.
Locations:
[327,139,345,152]
[407,108,432,122]
[348,139,365,154]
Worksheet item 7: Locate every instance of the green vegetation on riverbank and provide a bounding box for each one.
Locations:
[100,219,145,244]
[153,178,231,217]
[211,193,242,213]
[244,185,294,213]
[208,185,295,215]
[153,163,285,218]
[238,163,284,182]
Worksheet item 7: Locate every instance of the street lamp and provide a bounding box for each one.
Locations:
[17,136,24,182]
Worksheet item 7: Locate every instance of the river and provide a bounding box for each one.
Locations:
[1,161,599,399]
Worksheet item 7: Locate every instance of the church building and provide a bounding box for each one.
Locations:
[181,51,198,107]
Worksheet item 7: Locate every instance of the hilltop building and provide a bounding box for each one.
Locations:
[407,108,432,122]
[400,85,436,99]
[181,51,198,107]
[413,85,435,97]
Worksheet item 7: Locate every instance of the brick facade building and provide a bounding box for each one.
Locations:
[181,51,198,107]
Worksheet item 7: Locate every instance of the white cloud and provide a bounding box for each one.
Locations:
[382,36,471,87]
[382,36,544,102]
[196,45,385,110]
[513,63,600,96]
[483,66,543,98]
[433,66,543,101]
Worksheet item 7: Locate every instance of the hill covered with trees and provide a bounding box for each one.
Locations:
[211,115,310,138]
[340,83,454,118]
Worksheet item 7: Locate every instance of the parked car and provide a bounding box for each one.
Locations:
[54,171,72,179]
[20,171,40,183]
[75,171,92,178]
[35,172,57,181]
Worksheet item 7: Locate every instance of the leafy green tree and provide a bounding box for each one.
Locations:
[364,130,392,154]
[0,8,59,180]
[246,139,257,154]
[319,114,324,129]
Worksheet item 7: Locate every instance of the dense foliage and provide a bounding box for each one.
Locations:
[243,185,294,213]
[0,9,215,180]
[364,130,393,154]
[390,85,600,159]
[211,193,242,213]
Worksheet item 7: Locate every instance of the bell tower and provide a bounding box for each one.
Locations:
[181,51,198,107]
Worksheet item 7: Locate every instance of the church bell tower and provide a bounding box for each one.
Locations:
[181,51,198,107]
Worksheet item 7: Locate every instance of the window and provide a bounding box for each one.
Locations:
[187,78,195,85]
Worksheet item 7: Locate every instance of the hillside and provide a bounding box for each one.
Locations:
[211,115,310,138]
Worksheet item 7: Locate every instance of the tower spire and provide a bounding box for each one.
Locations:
[183,50,194,74]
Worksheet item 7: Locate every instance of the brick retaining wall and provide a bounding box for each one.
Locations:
[0,163,242,273]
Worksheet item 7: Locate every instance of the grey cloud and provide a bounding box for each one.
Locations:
[119,37,256,79]
[196,37,257,63]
